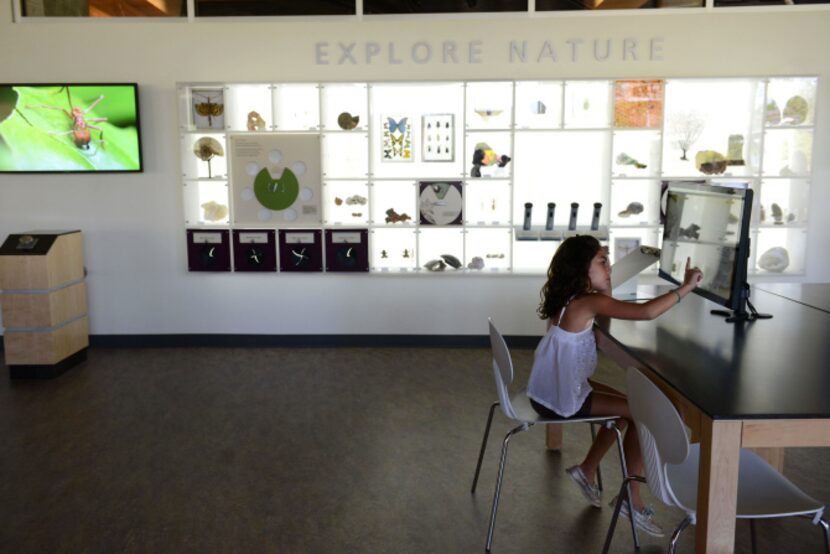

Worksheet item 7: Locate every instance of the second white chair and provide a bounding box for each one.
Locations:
[603,367,830,553]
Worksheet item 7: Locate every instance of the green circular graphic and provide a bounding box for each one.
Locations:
[254,167,300,211]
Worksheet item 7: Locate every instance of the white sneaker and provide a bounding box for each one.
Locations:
[565,465,601,508]
[610,496,665,538]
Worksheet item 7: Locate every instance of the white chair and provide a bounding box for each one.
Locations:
[603,367,830,553]
[471,318,640,552]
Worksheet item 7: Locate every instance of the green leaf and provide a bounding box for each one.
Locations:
[0,85,140,171]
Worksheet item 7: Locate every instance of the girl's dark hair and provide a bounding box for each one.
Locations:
[537,235,601,320]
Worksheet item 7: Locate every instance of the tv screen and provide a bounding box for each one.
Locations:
[658,182,753,313]
[0,83,142,173]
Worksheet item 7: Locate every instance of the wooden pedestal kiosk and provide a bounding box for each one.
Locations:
[0,231,89,378]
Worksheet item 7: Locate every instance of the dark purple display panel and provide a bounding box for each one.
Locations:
[187,229,230,272]
[325,229,369,272]
[278,229,323,272]
[233,229,276,272]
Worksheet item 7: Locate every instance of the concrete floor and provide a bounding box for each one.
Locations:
[1,346,828,553]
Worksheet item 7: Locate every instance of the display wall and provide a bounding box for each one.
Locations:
[1,7,829,337]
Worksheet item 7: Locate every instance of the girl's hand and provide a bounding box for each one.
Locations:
[682,257,703,289]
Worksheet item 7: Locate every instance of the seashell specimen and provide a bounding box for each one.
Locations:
[615,152,647,169]
[617,202,644,218]
[337,112,359,130]
[695,150,727,175]
[758,247,789,273]
[783,95,808,125]
[201,201,228,222]
[424,259,446,272]
[247,111,266,131]
[467,256,485,270]
[440,254,462,269]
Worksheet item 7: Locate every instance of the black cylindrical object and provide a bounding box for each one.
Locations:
[568,202,579,231]
[545,202,556,231]
[523,202,533,231]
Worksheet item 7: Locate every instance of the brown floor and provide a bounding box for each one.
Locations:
[1,346,828,553]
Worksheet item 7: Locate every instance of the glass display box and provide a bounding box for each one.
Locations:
[179,76,817,276]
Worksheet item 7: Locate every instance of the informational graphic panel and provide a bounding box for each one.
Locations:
[230,133,322,226]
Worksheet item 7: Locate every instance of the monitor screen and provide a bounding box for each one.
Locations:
[658,182,753,311]
[0,84,143,173]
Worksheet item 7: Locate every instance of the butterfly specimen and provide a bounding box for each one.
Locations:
[387,117,408,134]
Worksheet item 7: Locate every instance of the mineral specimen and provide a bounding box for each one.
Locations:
[771,203,784,224]
[695,150,727,175]
[201,201,228,222]
[758,247,789,273]
[385,208,411,224]
[467,256,485,270]
[783,95,808,125]
[617,202,644,218]
[765,100,781,125]
[247,111,266,131]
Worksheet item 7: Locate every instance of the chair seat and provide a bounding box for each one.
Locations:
[510,389,619,425]
[666,444,825,520]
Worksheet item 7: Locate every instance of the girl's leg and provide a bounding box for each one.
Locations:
[577,391,646,510]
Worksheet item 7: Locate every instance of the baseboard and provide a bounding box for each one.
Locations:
[79,334,541,349]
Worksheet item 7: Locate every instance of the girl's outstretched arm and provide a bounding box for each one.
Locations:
[588,257,703,321]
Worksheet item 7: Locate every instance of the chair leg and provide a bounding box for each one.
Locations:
[485,423,530,552]
[609,422,640,549]
[602,475,647,554]
[589,422,604,492]
[669,515,693,554]
[749,519,757,554]
[818,517,830,554]
[471,401,500,494]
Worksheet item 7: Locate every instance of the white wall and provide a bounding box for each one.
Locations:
[1,7,829,336]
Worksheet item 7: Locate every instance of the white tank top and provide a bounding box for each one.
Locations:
[527,299,597,417]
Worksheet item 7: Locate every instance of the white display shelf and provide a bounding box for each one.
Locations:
[178,76,817,275]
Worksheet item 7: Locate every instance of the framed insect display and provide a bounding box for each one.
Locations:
[381,114,412,162]
[278,229,323,272]
[325,229,369,272]
[232,229,277,272]
[191,88,225,130]
[421,114,454,162]
[186,229,231,272]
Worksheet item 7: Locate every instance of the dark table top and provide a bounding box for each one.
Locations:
[600,287,830,420]
[757,283,830,314]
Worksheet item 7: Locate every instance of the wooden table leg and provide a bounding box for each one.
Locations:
[546,424,563,450]
[696,417,742,554]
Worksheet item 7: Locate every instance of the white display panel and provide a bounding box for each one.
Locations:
[179,77,817,276]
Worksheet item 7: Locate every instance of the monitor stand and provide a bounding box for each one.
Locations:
[711,284,773,323]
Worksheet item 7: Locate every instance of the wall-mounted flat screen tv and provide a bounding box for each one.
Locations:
[0,83,143,173]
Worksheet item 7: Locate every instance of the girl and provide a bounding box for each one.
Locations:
[527,234,702,537]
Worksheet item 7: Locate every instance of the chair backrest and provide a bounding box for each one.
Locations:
[625,367,691,508]
[488,318,520,420]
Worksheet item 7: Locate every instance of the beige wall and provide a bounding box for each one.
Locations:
[1,6,828,336]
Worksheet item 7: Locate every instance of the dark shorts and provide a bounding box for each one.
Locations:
[530,393,594,419]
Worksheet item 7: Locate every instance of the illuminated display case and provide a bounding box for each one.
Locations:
[179,76,817,276]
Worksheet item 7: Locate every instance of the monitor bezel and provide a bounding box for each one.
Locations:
[0,82,144,174]
[658,182,754,313]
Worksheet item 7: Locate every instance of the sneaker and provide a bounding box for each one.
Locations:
[565,465,601,508]
[609,496,665,538]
